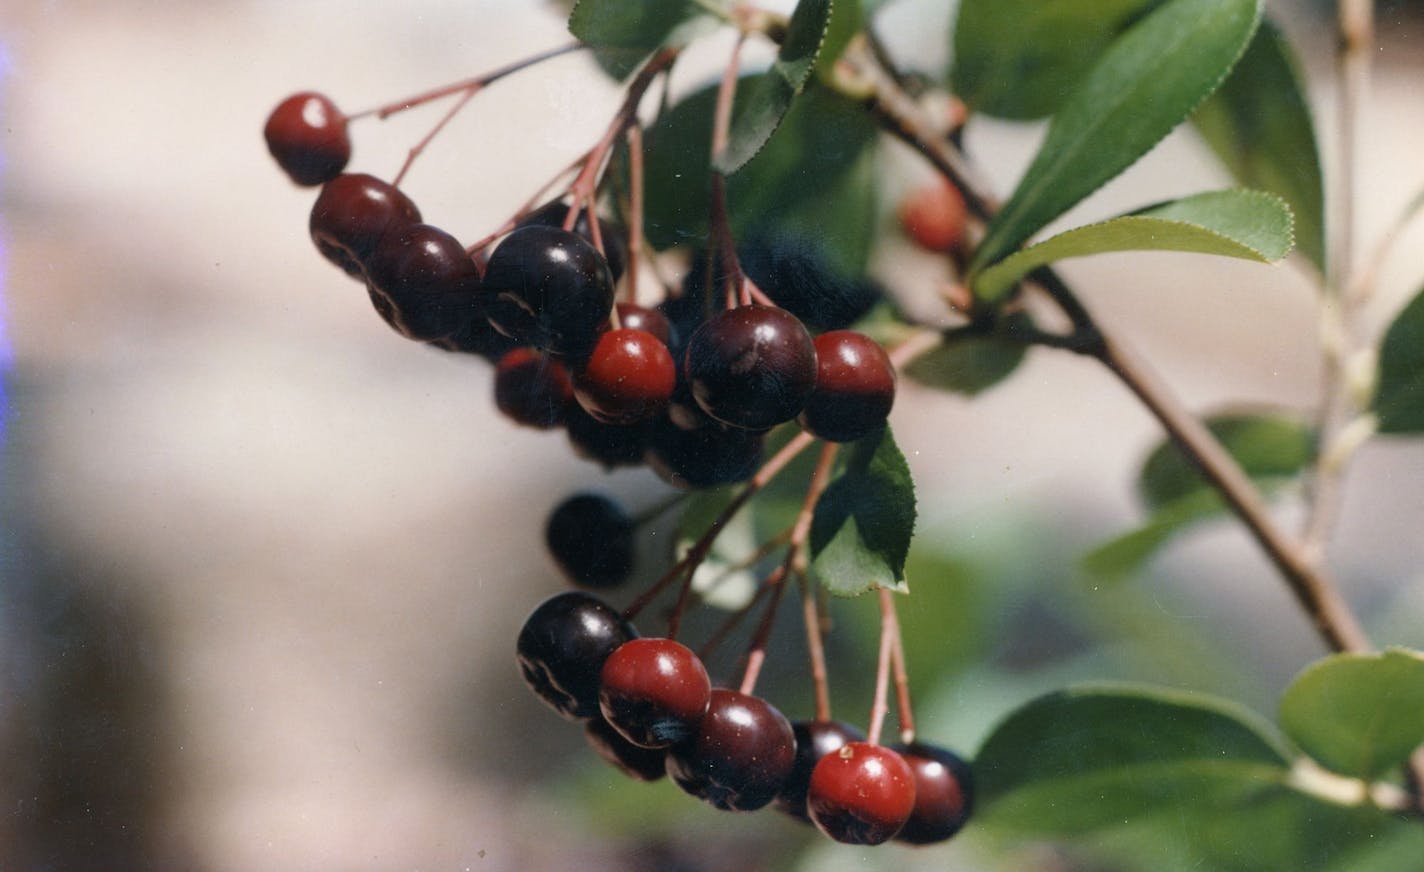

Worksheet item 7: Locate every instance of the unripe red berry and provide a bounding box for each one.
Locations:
[808,742,916,845]
[264,92,351,186]
[899,179,967,253]
[797,331,896,443]
[574,328,676,425]
[599,638,711,749]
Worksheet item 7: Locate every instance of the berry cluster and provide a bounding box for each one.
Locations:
[516,591,972,845]
[265,53,974,849]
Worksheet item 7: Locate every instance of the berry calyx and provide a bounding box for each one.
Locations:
[665,689,797,812]
[774,720,866,821]
[309,174,421,277]
[573,329,676,425]
[797,331,896,443]
[482,225,615,355]
[365,223,483,342]
[585,715,668,782]
[599,638,711,749]
[899,179,968,253]
[493,348,574,430]
[516,592,638,721]
[264,92,352,186]
[545,493,635,589]
[808,742,916,845]
[891,742,974,845]
[684,305,817,430]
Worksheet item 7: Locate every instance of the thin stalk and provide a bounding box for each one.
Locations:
[347,42,584,120]
[626,124,645,305]
[866,587,897,746]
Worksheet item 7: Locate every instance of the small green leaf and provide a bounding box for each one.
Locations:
[1373,285,1424,433]
[1192,20,1325,270]
[715,0,833,174]
[971,0,1263,275]
[903,315,1031,395]
[568,0,726,79]
[809,427,916,597]
[973,189,1293,301]
[976,684,1290,833]
[1279,648,1424,780]
[644,82,879,271]
[1080,489,1223,582]
[1139,411,1314,510]
[950,0,1162,120]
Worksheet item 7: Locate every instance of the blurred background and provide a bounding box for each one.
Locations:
[2,0,1423,868]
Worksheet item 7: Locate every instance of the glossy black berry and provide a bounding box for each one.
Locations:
[264,92,351,186]
[516,592,638,721]
[564,405,648,470]
[774,720,866,821]
[494,348,573,430]
[891,741,974,845]
[644,419,763,490]
[545,493,635,589]
[482,225,615,355]
[573,328,676,425]
[665,689,797,812]
[808,742,916,845]
[585,715,667,782]
[309,173,421,278]
[518,201,628,282]
[365,223,483,342]
[685,305,817,430]
[599,638,711,749]
[797,331,896,443]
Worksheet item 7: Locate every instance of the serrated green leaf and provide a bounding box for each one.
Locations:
[1373,285,1424,433]
[568,0,726,79]
[809,427,916,597]
[714,0,833,174]
[644,82,879,271]
[1279,648,1424,780]
[976,684,1290,833]
[970,0,1262,276]
[950,0,1163,120]
[1192,20,1325,271]
[1139,411,1314,510]
[902,315,1031,395]
[973,189,1293,301]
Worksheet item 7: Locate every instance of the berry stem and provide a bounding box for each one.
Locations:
[887,591,915,745]
[349,42,585,121]
[800,572,832,722]
[392,85,477,187]
[738,571,788,695]
[625,123,645,305]
[866,587,898,747]
[709,36,747,311]
[464,151,589,255]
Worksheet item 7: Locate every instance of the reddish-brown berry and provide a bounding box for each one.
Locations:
[264,92,351,186]
[599,638,711,749]
[899,179,968,252]
[892,742,974,845]
[665,689,797,811]
[797,331,896,443]
[684,305,818,430]
[808,742,916,845]
[309,173,420,277]
[574,328,677,425]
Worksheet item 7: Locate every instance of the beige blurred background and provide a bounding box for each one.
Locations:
[2,1,1422,869]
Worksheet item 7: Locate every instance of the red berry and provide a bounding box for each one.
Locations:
[774,720,865,821]
[665,689,797,811]
[599,638,711,749]
[899,179,968,252]
[574,329,676,425]
[797,331,896,443]
[264,92,351,186]
[494,348,574,429]
[892,742,974,845]
[364,223,483,342]
[309,173,420,278]
[808,742,916,845]
[684,305,818,430]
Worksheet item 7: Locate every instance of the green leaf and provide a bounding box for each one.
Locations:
[714,0,833,174]
[970,0,1263,275]
[976,684,1290,833]
[1139,411,1314,510]
[902,315,1031,395]
[973,189,1293,302]
[950,0,1162,120]
[809,427,916,597]
[1080,488,1224,582]
[1192,20,1325,270]
[1279,648,1424,780]
[644,82,879,272]
[1373,285,1424,433]
[568,0,726,79]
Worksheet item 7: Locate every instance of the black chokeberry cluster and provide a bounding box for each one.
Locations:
[265,76,971,849]
[515,590,973,845]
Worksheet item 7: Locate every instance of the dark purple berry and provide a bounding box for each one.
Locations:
[309,173,421,278]
[585,715,667,782]
[545,493,635,589]
[365,223,483,342]
[518,200,628,282]
[797,331,896,443]
[614,303,675,347]
[684,305,817,430]
[516,592,637,721]
[264,92,351,186]
[665,689,797,812]
[564,405,648,470]
[891,741,974,845]
[644,419,763,490]
[482,225,614,356]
